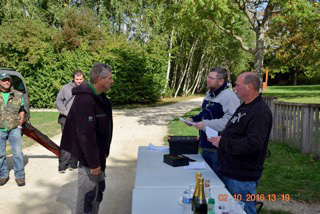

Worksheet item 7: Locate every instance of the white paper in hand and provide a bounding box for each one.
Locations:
[205,126,218,138]
[179,117,195,125]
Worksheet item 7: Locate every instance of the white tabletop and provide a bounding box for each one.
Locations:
[132,186,243,214]
[134,146,225,188]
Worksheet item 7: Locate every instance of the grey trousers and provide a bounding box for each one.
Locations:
[76,166,106,214]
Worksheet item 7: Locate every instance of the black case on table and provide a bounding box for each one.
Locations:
[168,136,199,155]
[163,154,189,167]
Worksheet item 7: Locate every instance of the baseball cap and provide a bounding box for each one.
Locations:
[0,73,12,80]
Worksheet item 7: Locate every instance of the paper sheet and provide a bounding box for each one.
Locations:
[147,143,169,151]
[205,126,218,138]
[184,162,206,170]
[179,117,195,125]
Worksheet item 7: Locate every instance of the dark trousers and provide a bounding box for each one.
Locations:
[58,115,78,171]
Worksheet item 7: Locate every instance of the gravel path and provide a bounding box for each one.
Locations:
[0,98,203,214]
[0,97,319,214]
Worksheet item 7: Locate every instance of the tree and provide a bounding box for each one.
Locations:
[266,0,320,85]
[189,0,319,89]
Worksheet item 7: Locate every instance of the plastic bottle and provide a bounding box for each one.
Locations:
[208,198,215,214]
[183,188,192,214]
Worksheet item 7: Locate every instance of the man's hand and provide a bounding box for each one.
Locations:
[184,118,194,126]
[207,136,221,148]
[90,166,101,176]
[193,122,204,130]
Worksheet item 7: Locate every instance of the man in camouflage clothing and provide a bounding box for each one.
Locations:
[0,73,26,186]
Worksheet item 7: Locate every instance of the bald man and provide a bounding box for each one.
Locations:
[208,72,272,214]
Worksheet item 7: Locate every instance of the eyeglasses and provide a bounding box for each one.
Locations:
[207,76,221,80]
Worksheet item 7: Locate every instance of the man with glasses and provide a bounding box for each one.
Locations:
[208,72,272,214]
[56,70,84,173]
[184,67,239,176]
[60,63,114,214]
[0,73,26,186]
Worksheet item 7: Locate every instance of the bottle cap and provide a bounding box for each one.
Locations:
[208,198,215,204]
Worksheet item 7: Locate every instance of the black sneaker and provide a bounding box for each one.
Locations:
[0,177,9,186]
[59,169,66,174]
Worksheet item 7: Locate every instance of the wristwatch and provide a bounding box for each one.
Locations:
[17,126,23,129]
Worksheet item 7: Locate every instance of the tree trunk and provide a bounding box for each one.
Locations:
[254,27,265,93]
[293,70,298,85]
[174,38,198,97]
[163,29,174,94]
[188,53,205,95]
[171,61,179,90]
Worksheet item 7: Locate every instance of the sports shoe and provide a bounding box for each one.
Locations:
[0,177,9,186]
[15,178,25,186]
[59,169,66,174]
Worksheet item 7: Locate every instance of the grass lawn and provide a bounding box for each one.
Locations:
[258,142,320,203]
[167,108,320,204]
[6,112,61,153]
[263,85,320,104]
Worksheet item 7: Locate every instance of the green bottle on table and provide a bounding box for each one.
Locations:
[192,172,202,211]
[208,197,215,214]
[194,178,208,214]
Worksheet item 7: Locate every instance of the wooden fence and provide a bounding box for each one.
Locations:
[263,96,320,159]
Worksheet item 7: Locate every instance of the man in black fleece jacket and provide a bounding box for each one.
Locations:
[209,72,272,214]
[61,63,114,214]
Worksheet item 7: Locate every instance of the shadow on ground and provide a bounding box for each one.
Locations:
[7,156,136,214]
[123,100,202,126]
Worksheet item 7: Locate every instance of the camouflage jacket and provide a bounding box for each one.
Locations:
[0,89,23,130]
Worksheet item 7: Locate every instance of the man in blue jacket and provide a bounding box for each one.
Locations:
[209,72,273,214]
[185,67,240,176]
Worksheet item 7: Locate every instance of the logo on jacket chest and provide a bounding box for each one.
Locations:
[88,116,94,123]
[230,112,247,123]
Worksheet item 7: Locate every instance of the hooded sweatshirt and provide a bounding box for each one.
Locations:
[60,81,113,171]
[56,82,77,116]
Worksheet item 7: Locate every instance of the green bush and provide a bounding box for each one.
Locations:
[0,10,167,107]
[105,41,166,104]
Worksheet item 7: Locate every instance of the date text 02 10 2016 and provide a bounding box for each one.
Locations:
[218,194,291,202]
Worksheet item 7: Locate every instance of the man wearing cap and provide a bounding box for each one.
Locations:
[60,63,114,214]
[0,73,26,186]
[56,70,84,173]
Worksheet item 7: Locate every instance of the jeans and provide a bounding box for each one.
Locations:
[221,175,258,214]
[0,128,25,178]
[201,148,220,177]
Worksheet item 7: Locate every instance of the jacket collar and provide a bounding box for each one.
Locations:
[209,82,228,98]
